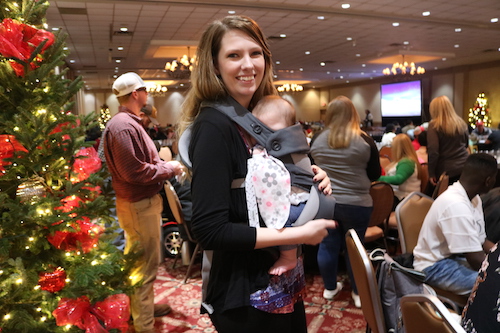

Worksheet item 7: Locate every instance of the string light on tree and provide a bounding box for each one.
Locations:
[99,104,111,129]
[468,92,492,128]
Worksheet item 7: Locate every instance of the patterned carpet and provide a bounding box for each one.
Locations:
[151,251,367,333]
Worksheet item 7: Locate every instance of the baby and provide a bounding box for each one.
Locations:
[246,96,311,275]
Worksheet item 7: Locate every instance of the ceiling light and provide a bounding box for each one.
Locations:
[305,51,310,55]
[120,27,128,32]
[228,10,236,14]
[117,46,124,51]
[403,41,409,45]
[115,59,121,63]
[276,61,281,65]
[280,34,286,38]
[491,18,499,23]
[362,64,366,67]
[317,16,325,20]
[346,37,353,41]
[382,55,425,75]
[392,22,400,27]
[422,11,430,16]
[442,58,447,61]
[299,68,303,71]
[454,44,460,48]
[320,62,326,66]
[277,83,303,92]
[455,28,462,32]
[164,46,196,79]
[341,4,350,9]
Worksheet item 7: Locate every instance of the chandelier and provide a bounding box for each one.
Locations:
[164,47,196,79]
[383,56,425,75]
[277,83,304,92]
[147,84,168,97]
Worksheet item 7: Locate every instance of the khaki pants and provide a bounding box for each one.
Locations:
[116,194,162,332]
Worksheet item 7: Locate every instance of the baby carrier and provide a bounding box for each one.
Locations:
[178,97,335,225]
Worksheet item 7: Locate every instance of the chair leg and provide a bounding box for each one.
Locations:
[171,239,184,269]
[183,243,200,284]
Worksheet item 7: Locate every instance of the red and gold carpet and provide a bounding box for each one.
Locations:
[151,257,366,332]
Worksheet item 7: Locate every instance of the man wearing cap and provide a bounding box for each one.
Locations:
[140,104,160,128]
[472,120,492,143]
[104,72,183,333]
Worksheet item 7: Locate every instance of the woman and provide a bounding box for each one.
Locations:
[309,95,381,308]
[178,16,336,333]
[427,95,469,186]
[378,134,422,205]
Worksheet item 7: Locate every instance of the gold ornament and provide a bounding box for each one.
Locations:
[17,178,45,203]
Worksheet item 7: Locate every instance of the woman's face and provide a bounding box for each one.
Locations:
[216,29,265,108]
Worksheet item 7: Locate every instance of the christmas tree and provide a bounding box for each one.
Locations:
[468,92,492,129]
[0,1,136,332]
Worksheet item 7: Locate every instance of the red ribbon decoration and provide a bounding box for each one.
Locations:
[72,147,102,183]
[38,267,67,293]
[0,134,27,176]
[0,18,55,76]
[53,294,130,333]
[47,217,104,253]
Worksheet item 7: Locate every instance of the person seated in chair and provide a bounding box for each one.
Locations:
[413,153,498,296]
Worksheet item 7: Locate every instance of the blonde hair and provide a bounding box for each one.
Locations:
[252,95,296,128]
[429,95,468,136]
[178,15,277,136]
[324,95,362,149]
[391,133,422,179]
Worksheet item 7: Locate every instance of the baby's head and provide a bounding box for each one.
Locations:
[252,96,296,131]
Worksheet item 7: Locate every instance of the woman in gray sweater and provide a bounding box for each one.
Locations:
[310,95,381,308]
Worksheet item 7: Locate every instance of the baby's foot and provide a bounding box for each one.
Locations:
[268,256,297,275]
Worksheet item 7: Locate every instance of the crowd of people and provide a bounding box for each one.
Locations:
[95,14,500,333]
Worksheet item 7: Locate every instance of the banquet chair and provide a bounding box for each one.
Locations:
[400,294,465,333]
[379,145,392,160]
[395,191,433,254]
[432,172,449,199]
[396,191,468,307]
[164,180,201,283]
[346,229,386,333]
[419,163,429,193]
[379,156,391,171]
[159,146,172,161]
[364,181,395,250]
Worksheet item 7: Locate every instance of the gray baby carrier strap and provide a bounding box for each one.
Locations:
[200,98,314,192]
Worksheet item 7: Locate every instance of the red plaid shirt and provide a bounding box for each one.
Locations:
[104,106,176,202]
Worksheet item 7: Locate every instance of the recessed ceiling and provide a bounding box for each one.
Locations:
[46,0,500,91]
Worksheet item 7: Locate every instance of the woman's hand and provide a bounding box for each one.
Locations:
[298,219,338,245]
[429,176,437,186]
[311,165,332,195]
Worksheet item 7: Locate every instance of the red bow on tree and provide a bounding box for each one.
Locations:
[47,217,104,253]
[0,134,27,176]
[0,18,55,76]
[53,294,130,333]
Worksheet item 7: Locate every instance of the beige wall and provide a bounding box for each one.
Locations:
[78,61,500,129]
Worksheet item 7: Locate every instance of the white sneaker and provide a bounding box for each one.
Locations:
[323,282,343,300]
[351,291,361,308]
